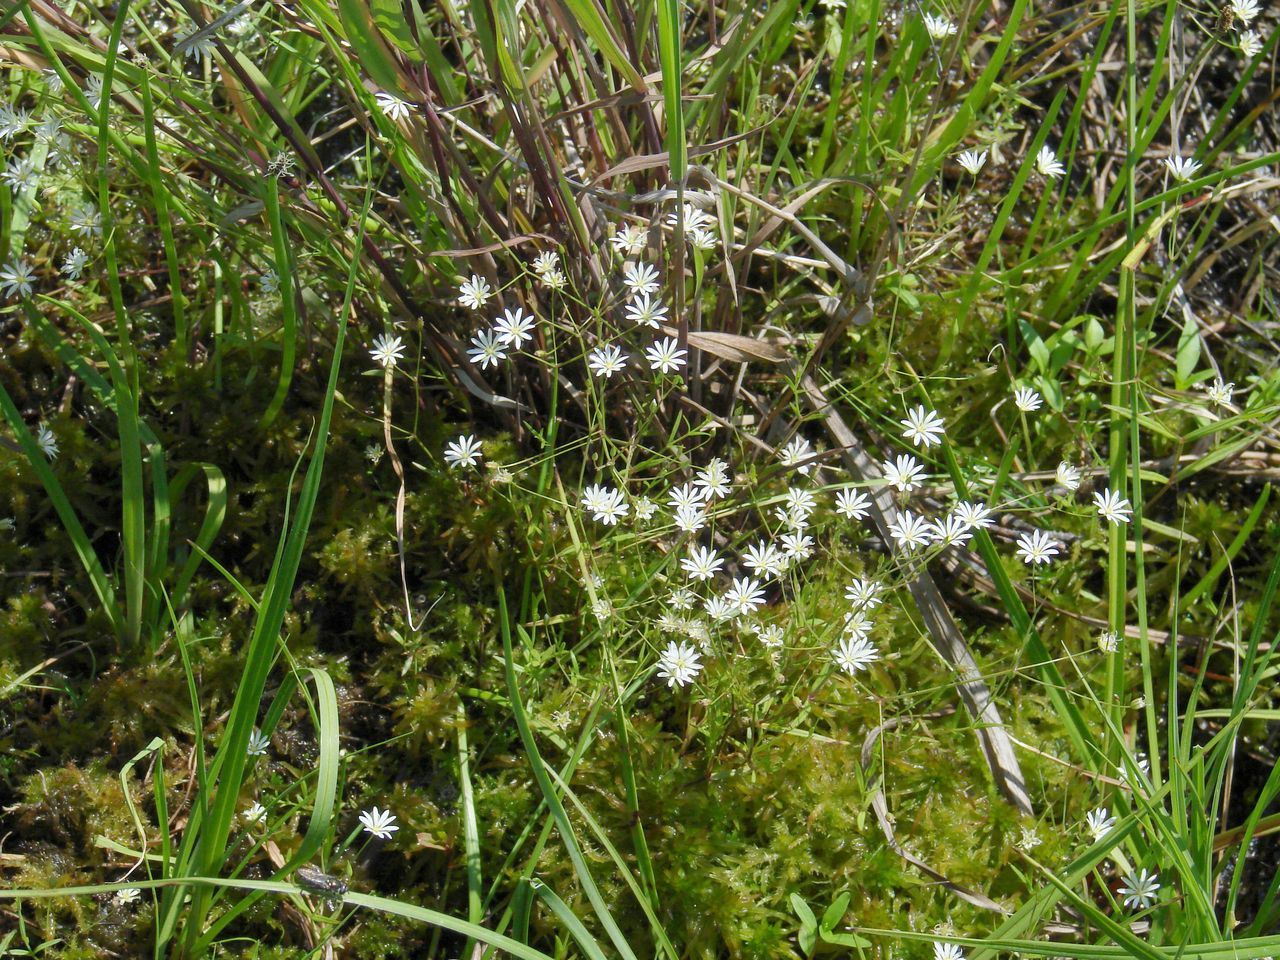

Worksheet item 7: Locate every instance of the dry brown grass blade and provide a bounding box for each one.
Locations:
[862,715,1011,914]
[657,326,787,364]
[799,372,1035,817]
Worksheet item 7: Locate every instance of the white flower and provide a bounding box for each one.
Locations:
[669,586,696,611]
[1163,155,1202,181]
[0,258,35,299]
[668,482,706,511]
[1117,868,1160,910]
[899,406,945,448]
[375,91,411,122]
[359,806,399,840]
[725,576,767,615]
[247,728,270,756]
[610,224,646,257]
[666,203,714,232]
[881,454,925,492]
[681,545,723,581]
[1094,487,1132,525]
[1085,807,1116,841]
[369,333,406,368]
[780,532,814,561]
[1035,145,1065,179]
[1239,29,1262,57]
[624,292,668,328]
[779,436,815,474]
[1016,529,1060,565]
[835,489,872,520]
[531,251,560,276]
[673,504,707,533]
[1098,629,1120,653]
[444,435,483,470]
[243,802,267,825]
[68,203,101,237]
[36,424,59,460]
[929,514,973,546]
[259,269,279,294]
[888,511,933,551]
[538,268,567,291]
[1203,377,1234,406]
[694,458,732,500]
[581,484,629,525]
[2,156,38,195]
[688,227,717,251]
[779,487,818,528]
[833,635,879,674]
[115,887,141,904]
[457,274,493,310]
[934,945,964,960]
[923,12,958,38]
[1229,0,1260,23]
[656,640,703,687]
[588,344,629,378]
[176,26,216,61]
[952,500,994,529]
[1055,461,1081,491]
[743,541,787,579]
[631,497,656,521]
[0,105,30,141]
[845,578,883,609]
[956,149,988,175]
[757,623,785,648]
[84,74,104,110]
[842,610,874,639]
[622,261,661,295]
[467,329,507,369]
[494,306,536,348]
[1013,386,1043,412]
[645,337,687,374]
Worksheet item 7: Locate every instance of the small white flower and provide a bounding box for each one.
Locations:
[1239,29,1262,57]
[934,945,964,960]
[899,406,945,448]
[1203,377,1234,406]
[588,344,629,379]
[835,489,872,520]
[1016,529,1060,565]
[247,728,270,756]
[1035,145,1066,179]
[694,458,732,500]
[624,292,669,328]
[369,333,406,368]
[0,105,30,141]
[725,576,767,615]
[68,203,101,238]
[1085,807,1116,841]
[1163,155,1202,181]
[667,482,706,511]
[778,436,815,475]
[956,149,988,175]
[1094,487,1132,525]
[2,156,38,196]
[115,887,141,904]
[743,541,787,579]
[444,435,483,470]
[922,12,958,38]
[779,487,818,528]
[494,306,536,348]
[531,251,560,276]
[1117,868,1160,910]
[36,424,59,460]
[610,224,646,257]
[467,329,508,370]
[673,503,707,533]
[1098,629,1120,653]
[757,623,785,648]
[666,203,714,232]
[176,27,216,61]
[538,268,567,291]
[581,483,629,525]
[833,635,879,674]
[259,269,279,294]
[681,545,723,581]
[881,454,925,493]
[243,802,267,825]
[375,91,412,122]
[1055,461,1082,491]
[656,640,703,687]
[1013,386,1043,412]
[780,532,814,561]
[645,337,687,374]
[622,261,661,295]
[842,610,874,639]
[952,500,994,529]
[0,258,36,299]
[888,511,934,551]
[930,514,973,546]
[669,586,696,611]
[845,578,884,610]
[633,496,657,521]
[457,274,493,310]
[1229,0,1260,23]
[688,227,717,251]
[359,806,399,840]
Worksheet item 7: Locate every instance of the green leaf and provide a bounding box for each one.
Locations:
[1176,313,1201,389]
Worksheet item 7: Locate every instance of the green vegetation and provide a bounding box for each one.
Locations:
[1,0,1278,955]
